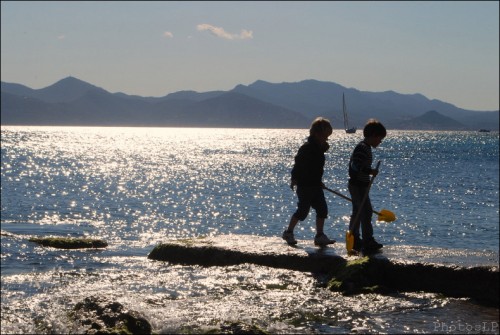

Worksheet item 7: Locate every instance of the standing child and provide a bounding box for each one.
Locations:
[282,117,336,246]
[348,119,387,253]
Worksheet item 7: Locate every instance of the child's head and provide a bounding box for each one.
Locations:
[363,119,386,148]
[363,119,386,138]
[310,117,333,138]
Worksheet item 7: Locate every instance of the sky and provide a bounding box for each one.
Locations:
[1,1,499,111]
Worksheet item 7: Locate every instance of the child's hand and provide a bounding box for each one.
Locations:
[371,169,379,177]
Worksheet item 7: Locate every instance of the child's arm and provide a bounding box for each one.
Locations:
[291,145,309,185]
[350,143,376,179]
[351,159,378,176]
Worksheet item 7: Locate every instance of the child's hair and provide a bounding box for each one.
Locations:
[363,119,387,138]
[310,117,333,136]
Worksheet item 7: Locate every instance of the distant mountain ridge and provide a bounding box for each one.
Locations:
[1,76,498,130]
[397,110,467,130]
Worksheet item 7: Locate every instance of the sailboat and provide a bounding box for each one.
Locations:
[343,93,356,134]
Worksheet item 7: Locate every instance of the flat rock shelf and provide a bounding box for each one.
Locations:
[148,234,499,306]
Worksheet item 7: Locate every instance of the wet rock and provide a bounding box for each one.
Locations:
[148,234,498,306]
[328,256,499,306]
[72,296,152,334]
[184,321,268,334]
[383,259,499,307]
[327,256,395,295]
[217,321,269,334]
[148,235,346,273]
[29,237,108,249]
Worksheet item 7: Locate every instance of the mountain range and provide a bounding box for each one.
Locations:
[1,76,498,130]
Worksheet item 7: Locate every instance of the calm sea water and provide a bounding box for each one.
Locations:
[1,126,499,334]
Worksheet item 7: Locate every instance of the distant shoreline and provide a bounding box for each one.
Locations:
[2,77,498,131]
[1,124,498,132]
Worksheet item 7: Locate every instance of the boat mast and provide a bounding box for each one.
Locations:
[343,93,348,130]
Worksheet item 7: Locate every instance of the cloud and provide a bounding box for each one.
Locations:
[57,35,66,40]
[163,31,173,38]
[196,23,253,40]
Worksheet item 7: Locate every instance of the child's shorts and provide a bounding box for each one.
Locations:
[293,185,328,221]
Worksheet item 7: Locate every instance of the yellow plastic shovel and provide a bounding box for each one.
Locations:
[324,188,396,223]
[325,162,396,254]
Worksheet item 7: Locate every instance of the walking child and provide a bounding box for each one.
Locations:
[282,117,336,246]
[348,119,387,253]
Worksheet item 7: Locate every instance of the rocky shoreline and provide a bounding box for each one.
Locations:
[14,233,498,334]
[148,234,499,307]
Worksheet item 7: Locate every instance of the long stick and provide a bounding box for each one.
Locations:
[324,187,384,217]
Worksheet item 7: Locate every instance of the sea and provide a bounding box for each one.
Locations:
[1,126,499,334]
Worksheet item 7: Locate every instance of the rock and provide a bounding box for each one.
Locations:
[382,259,499,307]
[29,237,108,249]
[327,256,499,306]
[218,321,269,334]
[327,256,394,295]
[148,235,346,273]
[72,296,152,334]
[148,234,498,306]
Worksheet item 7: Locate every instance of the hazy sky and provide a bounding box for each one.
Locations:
[1,1,498,111]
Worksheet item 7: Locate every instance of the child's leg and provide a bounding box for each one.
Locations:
[286,215,300,232]
[287,186,311,232]
[315,217,325,235]
[349,182,370,250]
[359,196,374,241]
[311,188,328,236]
[348,183,364,238]
[360,196,383,251]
